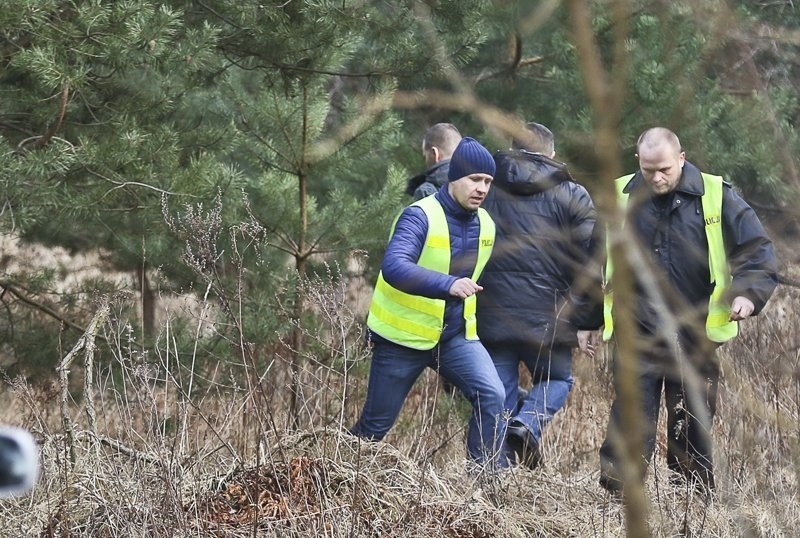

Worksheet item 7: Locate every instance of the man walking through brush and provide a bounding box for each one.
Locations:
[599,127,777,494]
[477,122,603,468]
[351,137,507,467]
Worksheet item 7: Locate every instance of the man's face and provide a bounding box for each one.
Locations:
[638,143,685,195]
[448,173,492,210]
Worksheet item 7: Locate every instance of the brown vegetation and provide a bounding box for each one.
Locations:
[0,237,798,536]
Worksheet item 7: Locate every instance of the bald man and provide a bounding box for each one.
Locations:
[598,127,777,494]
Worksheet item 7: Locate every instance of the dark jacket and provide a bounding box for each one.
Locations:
[618,161,778,338]
[405,160,450,200]
[477,150,602,348]
[373,184,484,344]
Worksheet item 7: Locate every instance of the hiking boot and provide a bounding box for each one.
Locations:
[599,473,624,498]
[506,422,542,470]
[669,470,715,498]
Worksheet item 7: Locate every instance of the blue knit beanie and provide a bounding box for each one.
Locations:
[447,137,496,181]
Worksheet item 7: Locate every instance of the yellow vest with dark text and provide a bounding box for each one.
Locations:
[602,173,738,343]
[367,196,495,350]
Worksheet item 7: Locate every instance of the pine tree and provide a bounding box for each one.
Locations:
[469,1,800,210]
[0,0,501,401]
[1,1,228,373]
[167,0,497,426]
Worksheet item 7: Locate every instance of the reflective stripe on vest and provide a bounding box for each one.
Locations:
[602,173,737,343]
[601,175,633,342]
[367,195,495,350]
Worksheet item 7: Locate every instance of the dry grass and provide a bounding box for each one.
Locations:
[0,238,798,536]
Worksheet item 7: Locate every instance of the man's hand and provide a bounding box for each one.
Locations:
[577,330,599,359]
[448,278,483,299]
[729,296,755,321]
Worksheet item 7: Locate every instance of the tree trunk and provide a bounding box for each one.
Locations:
[288,86,310,431]
[135,265,155,339]
[566,1,651,534]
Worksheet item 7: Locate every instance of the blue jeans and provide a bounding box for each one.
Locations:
[350,336,507,467]
[488,343,574,453]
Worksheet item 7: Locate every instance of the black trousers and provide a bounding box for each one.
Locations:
[599,336,720,490]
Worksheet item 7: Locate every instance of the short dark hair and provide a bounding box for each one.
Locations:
[422,123,462,157]
[512,122,555,156]
[636,126,681,153]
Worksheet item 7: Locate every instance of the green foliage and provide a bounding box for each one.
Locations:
[469,1,800,202]
[2,0,799,379]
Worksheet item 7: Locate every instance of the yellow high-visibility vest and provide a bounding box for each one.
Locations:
[602,173,738,343]
[367,195,495,350]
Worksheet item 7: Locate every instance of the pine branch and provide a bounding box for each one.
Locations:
[33,83,70,149]
[474,31,545,82]
[0,279,103,340]
[220,48,387,78]
[86,168,191,198]
[474,55,544,82]
[748,199,799,215]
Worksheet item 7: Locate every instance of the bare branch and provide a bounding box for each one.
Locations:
[86,168,192,198]
[57,302,109,465]
[0,279,95,337]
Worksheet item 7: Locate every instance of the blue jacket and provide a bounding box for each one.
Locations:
[477,150,602,347]
[373,184,482,343]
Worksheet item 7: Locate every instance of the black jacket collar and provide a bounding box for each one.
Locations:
[405,160,450,196]
[623,160,705,197]
[492,150,573,195]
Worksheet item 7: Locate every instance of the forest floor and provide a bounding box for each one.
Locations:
[0,231,798,536]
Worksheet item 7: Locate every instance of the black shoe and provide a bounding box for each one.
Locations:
[669,470,714,497]
[506,422,542,470]
[599,473,623,496]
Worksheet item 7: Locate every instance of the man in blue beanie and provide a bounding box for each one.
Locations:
[351,137,508,468]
